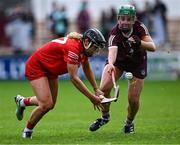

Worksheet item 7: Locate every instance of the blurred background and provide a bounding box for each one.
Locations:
[0,0,180,80]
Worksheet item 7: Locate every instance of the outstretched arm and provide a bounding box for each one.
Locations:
[108,46,118,65]
[81,59,104,96]
[106,46,118,74]
[67,63,101,105]
[81,59,99,91]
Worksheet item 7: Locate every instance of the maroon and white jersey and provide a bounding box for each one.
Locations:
[108,21,149,79]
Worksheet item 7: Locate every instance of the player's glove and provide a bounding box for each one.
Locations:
[129,35,141,48]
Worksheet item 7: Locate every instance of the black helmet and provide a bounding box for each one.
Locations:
[83,28,106,49]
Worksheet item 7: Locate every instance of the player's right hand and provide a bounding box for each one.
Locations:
[106,63,115,75]
[94,88,104,96]
[91,95,104,111]
[91,94,102,104]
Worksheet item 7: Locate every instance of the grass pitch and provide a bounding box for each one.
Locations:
[0,80,180,144]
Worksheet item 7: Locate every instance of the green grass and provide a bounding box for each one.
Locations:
[0,80,180,144]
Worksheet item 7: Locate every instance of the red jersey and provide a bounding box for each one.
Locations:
[25,37,87,80]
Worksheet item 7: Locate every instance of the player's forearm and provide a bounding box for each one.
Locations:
[108,46,118,64]
[83,66,98,90]
[141,41,156,52]
[70,75,94,100]
[86,72,98,90]
[82,61,98,90]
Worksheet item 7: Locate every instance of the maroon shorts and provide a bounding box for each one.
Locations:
[114,59,147,79]
[105,57,147,79]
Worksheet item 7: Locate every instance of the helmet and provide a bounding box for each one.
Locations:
[82,28,106,57]
[117,5,136,32]
[83,28,106,49]
[118,5,136,16]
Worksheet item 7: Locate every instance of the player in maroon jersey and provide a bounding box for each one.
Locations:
[14,28,106,138]
[89,5,156,133]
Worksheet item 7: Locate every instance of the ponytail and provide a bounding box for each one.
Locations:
[67,32,82,39]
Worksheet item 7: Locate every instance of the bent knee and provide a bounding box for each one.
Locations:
[40,102,55,112]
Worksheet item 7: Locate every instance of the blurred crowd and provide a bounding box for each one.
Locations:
[0,4,35,55]
[135,0,168,47]
[0,0,169,55]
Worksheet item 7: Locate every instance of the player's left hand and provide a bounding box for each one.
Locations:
[106,63,115,75]
[128,35,141,48]
[94,88,104,96]
[93,95,105,111]
[93,104,104,111]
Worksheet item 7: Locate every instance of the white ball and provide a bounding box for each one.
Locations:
[125,72,133,80]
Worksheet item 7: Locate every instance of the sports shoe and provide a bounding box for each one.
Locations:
[15,95,25,121]
[123,123,134,134]
[89,118,109,131]
[22,131,33,139]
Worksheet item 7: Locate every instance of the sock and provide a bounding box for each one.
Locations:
[24,127,33,133]
[102,111,110,119]
[126,117,133,125]
[26,121,35,130]
[23,98,31,106]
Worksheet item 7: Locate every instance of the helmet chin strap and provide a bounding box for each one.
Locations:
[121,27,133,38]
[83,41,93,57]
[83,41,92,50]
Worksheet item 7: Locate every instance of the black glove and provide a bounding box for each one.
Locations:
[130,35,141,48]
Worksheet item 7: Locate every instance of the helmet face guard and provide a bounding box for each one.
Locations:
[83,41,100,57]
[83,28,106,57]
[118,5,136,32]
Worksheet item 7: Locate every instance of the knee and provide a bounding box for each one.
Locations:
[40,101,55,112]
[48,102,55,110]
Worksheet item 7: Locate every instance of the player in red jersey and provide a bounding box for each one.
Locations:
[14,28,106,138]
[89,5,156,133]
